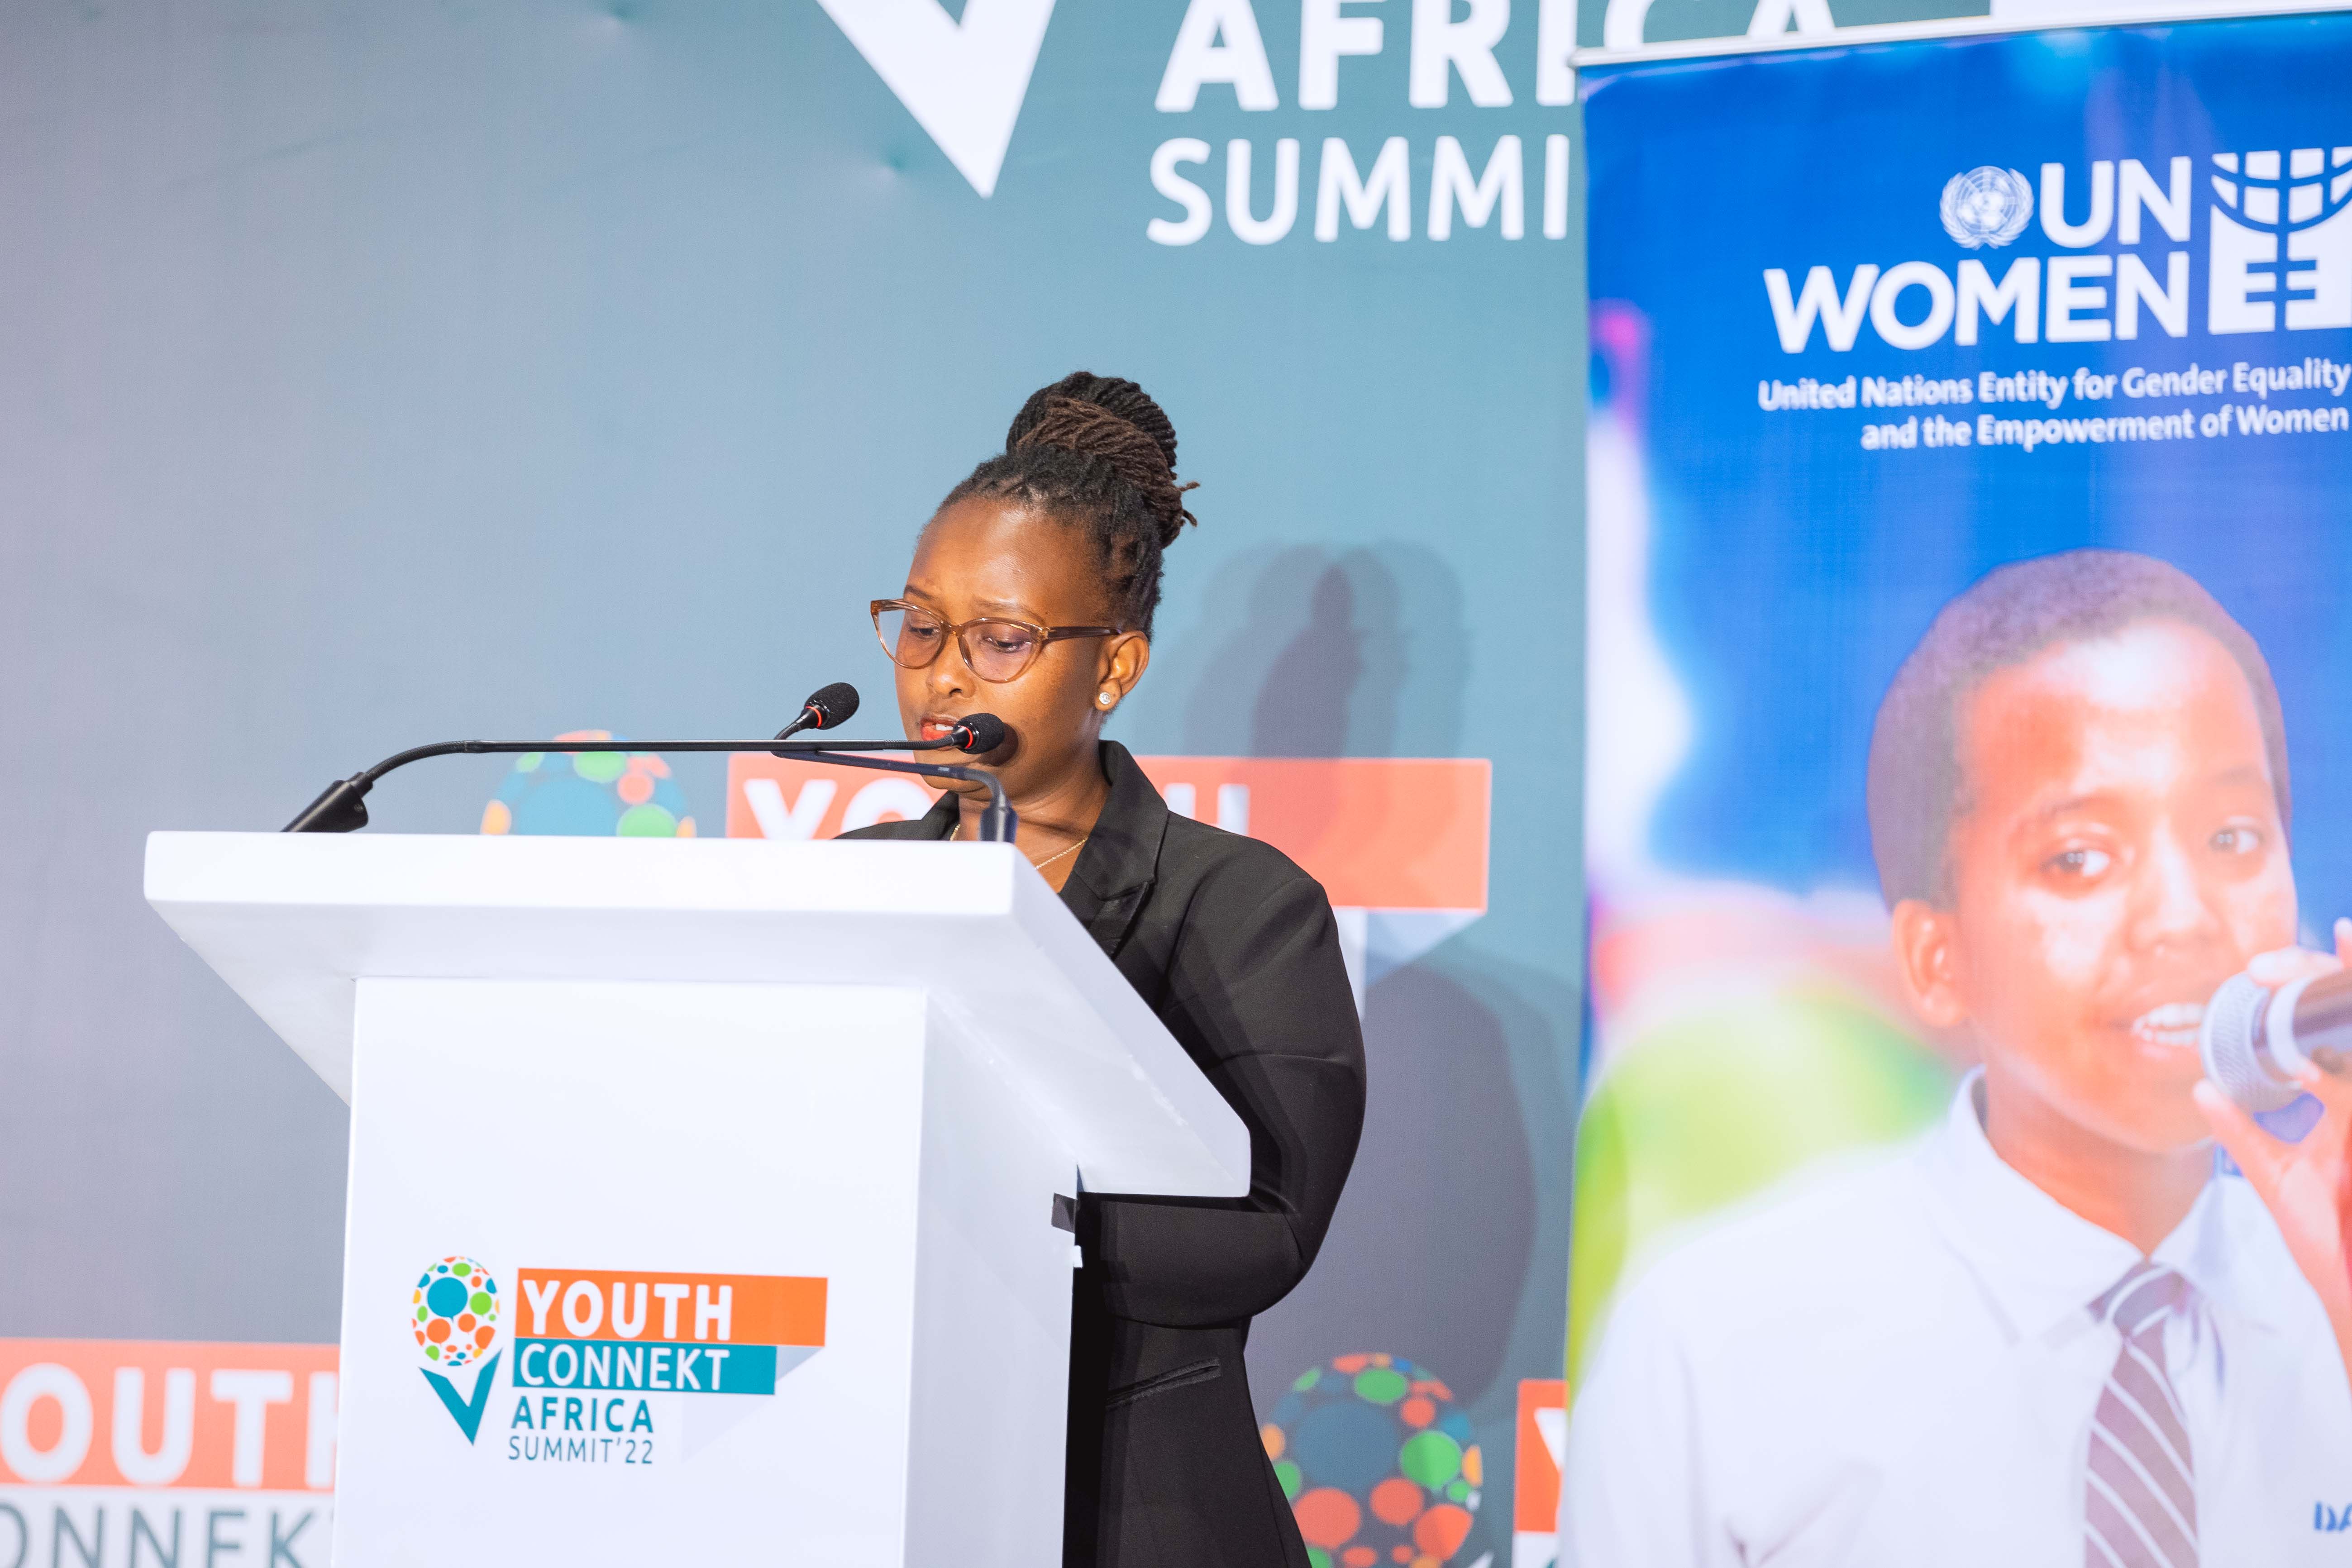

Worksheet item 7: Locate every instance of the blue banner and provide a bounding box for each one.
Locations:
[1573,14,2352,1565]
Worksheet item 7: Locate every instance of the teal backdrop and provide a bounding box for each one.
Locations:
[2,0,1592,1556]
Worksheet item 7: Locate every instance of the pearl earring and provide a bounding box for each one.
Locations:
[1098,691,1114,706]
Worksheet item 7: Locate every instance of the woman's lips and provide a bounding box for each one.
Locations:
[2128,1000,2206,1049]
[917,717,959,742]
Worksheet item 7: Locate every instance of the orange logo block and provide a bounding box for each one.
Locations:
[725,751,1491,995]
[0,1339,338,1491]
[512,1272,825,1348]
[1132,757,1488,914]
[1514,1378,1566,1538]
[726,753,1488,910]
[727,753,934,842]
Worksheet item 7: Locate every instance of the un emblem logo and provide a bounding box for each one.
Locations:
[1939,167,2034,249]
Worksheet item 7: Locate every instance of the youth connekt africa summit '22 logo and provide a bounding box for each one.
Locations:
[414,1256,505,1441]
[410,1258,830,1465]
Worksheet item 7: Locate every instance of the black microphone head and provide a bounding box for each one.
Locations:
[950,713,1008,754]
[802,682,859,730]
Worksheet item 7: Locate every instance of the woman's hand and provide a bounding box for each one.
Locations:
[2194,918,2352,1386]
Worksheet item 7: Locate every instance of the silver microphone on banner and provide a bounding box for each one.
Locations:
[2199,965,2352,1110]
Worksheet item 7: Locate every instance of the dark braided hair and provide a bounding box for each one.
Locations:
[937,371,1197,636]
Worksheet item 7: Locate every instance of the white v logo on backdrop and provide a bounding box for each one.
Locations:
[815,0,1058,198]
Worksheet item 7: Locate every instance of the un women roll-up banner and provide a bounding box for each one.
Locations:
[1573,11,2352,1565]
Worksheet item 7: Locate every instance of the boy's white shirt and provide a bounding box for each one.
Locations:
[1562,1069,2352,1567]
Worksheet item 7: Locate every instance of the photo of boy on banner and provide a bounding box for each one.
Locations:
[1567,551,2352,1567]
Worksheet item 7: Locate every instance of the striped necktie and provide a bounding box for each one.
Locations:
[2084,1261,2197,1568]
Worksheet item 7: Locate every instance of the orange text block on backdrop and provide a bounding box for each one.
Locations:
[0,1340,338,1491]
[511,1271,826,1347]
[1514,1378,1567,1534]
[724,754,1488,912]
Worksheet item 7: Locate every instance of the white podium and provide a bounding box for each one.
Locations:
[145,833,1249,1567]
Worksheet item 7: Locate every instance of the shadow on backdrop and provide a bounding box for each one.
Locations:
[1176,547,1564,1562]
[1177,545,1469,760]
[1250,962,1542,1402]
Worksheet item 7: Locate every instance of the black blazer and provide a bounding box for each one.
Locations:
[844,741,1367,1568]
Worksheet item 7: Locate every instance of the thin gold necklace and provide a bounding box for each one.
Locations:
[951,823,1088,872]
[1028,836,1088,872]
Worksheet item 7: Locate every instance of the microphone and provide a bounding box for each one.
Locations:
[2200,966,2352,1110]
[948,713,1007,754]
[281,697,1019,841]
[774,682,859,742]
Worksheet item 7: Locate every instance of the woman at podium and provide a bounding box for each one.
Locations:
[844,372,1367,1568]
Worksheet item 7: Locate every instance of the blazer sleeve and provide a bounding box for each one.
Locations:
[1081,863,1367,1330]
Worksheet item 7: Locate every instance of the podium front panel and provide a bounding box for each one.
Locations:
[336,977,934,1564]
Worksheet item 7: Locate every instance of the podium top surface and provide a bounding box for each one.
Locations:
[145,832,1249,1196]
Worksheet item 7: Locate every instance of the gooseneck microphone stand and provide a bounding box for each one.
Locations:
[284,731,1016,842]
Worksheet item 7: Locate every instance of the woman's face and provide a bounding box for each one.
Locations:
[889,496,1150,809]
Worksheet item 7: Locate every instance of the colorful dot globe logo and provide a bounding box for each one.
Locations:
[413,1257,500,1368]
[480,732,697,838]
[1264,1354,1481,1568]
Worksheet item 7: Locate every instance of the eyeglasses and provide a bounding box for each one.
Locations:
[871,600,1121,684]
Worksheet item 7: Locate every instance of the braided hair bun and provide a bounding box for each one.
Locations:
[939,372,1197,635]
